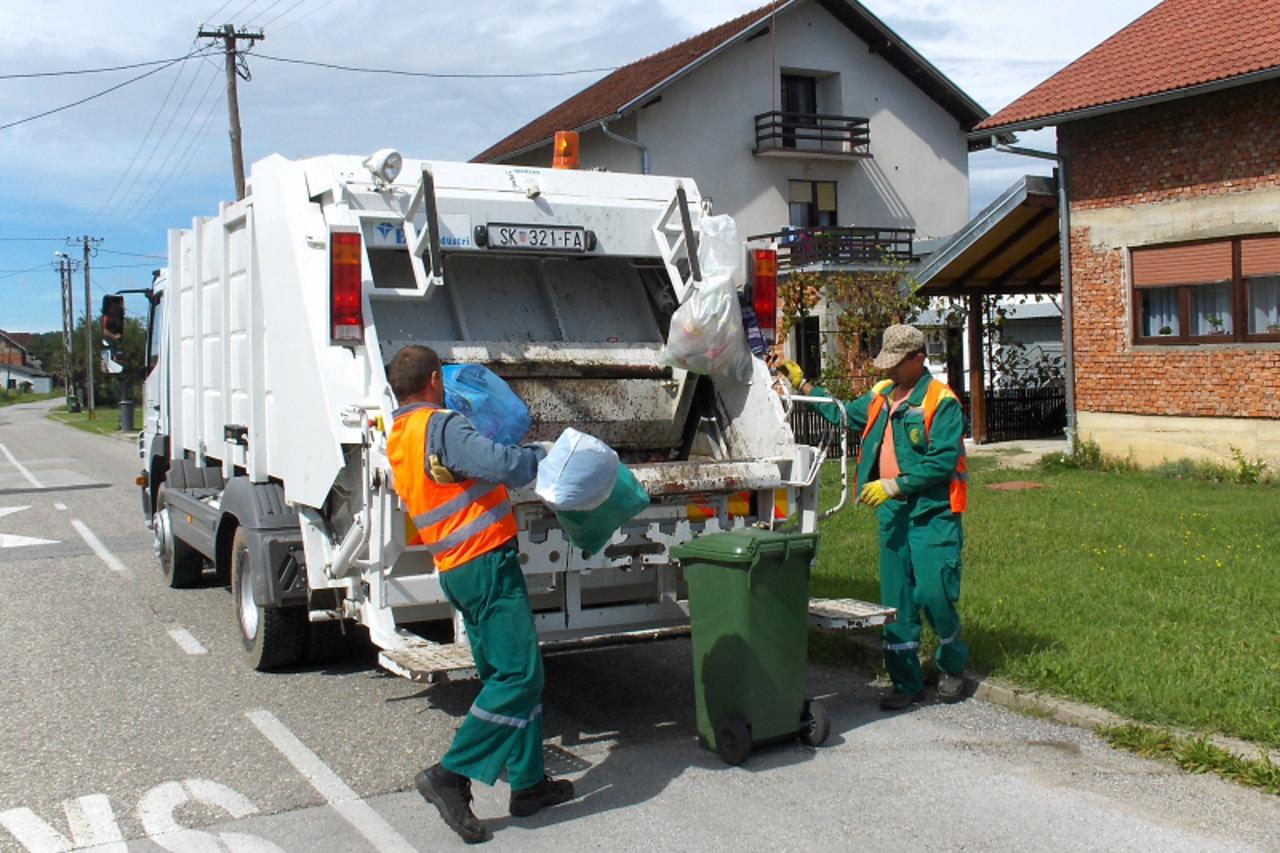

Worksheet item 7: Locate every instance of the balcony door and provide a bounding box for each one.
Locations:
[789,180,837,228]
[780,74,817,149]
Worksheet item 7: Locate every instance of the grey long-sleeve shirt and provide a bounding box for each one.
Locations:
[424,406,544,488]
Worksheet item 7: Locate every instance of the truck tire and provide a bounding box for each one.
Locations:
[154,485,204,588]
[231,528,306,671]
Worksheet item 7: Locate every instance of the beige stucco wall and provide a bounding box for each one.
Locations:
[504,0,971,242]
[1076,411,1280,468]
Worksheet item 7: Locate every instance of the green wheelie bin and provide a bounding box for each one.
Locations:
[672,528,830,765]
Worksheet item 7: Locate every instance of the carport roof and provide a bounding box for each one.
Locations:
[911,175,1060,297]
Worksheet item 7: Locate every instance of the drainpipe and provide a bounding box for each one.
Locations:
[599,118,650,175]
[991,135,1077,451]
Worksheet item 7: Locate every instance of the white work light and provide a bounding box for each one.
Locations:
[363,148,403,186]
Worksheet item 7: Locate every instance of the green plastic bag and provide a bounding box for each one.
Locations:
[555,464,650,556]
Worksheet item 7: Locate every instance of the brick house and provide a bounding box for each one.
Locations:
[475,0,991,380]
[976,0,1280,466]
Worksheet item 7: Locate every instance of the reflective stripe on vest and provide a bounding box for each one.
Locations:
[386,406,518,572]
[858,377,967,514]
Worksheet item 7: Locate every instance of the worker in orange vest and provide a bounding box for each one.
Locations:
[386,345,573,843]
[772,324,969,710]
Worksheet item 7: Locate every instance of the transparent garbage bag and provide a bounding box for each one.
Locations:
[535,428,620,511]
[660,214,754,384]
[555,463,651,556]
[442,363,532,447]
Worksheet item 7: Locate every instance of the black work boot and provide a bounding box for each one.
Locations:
[415,764,487,844]
[879,689,926,711]
[509,775,575,817]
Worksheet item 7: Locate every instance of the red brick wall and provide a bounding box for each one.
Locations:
[1060,79,1280,419]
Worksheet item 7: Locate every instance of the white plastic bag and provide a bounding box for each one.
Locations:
[662,271,754,383]
[660,214,755,384]
[535,428,620,511]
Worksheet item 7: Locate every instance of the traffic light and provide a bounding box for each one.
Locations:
[101,294,124,341]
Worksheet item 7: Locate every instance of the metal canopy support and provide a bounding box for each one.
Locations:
[968,294,987,445]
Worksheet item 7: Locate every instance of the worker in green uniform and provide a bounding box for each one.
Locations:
[770,325,969,710]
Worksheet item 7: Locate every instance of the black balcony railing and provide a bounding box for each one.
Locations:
[754,111,871,157]
[748,226,915,271]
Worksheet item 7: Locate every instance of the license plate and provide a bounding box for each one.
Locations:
[488,223,587,253]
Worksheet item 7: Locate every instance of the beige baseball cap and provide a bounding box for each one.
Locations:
[872,324,926,369]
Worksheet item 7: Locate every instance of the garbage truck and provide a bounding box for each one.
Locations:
[137,151,891,679]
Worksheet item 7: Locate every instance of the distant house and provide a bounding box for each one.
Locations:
[475,0,991,379]
[0,330,53,394]
[976,0,1280,466]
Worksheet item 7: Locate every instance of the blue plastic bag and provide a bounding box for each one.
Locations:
[442,364,531,447]
[555,463,650,556]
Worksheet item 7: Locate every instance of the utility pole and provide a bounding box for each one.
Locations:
[69,236,103,418]
[197,23,264,200]
[53,253,79,398]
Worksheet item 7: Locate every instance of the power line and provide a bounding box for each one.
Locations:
[0,55,206,80]
[123,87,226,229]
[98,248,167,259]
[245,0,287,27]
[0,264,50,281]
[0,48,213,133]
[0,237,66,242]
[259,0,308,30]
[252,52,619,78]
[203,0,236,24]
[264,0,338,33]
[90,262,161,270]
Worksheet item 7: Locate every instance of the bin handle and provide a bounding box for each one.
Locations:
[785,394,850,519]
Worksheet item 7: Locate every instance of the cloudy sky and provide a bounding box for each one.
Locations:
[0,0,1160,332]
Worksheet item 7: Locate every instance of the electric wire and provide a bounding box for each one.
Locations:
[252,52,619,78]
[245,0,287,27]
[0,237,67,242]
[100,59,221,229]
[123,88,226,229]
[98,248,167,259]
[0,55,209,80]
[0,48,213,133]
[0,264,49,281]
[91,39,202,227]
[259,0,308,31]
[225,0,264,27]
[202,0,236,24]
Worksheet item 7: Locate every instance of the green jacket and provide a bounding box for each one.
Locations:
[813,376,965,518]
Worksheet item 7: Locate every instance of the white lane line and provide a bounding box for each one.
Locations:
[53,502,67,511]
[167,628,208,656]
[246,710,417,853]
[0,442,44,489]
[70,519,131,575]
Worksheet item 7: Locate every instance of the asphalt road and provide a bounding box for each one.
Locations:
[0,399,1276,852]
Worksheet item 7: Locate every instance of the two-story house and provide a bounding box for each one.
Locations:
[0,330,53,394]
[473,0,991,380]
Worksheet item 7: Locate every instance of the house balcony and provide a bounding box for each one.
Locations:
[748,226,915,273]
[753,111,872,160]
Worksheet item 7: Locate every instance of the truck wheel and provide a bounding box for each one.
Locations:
[154,485,203,588]
[231,528,306,671]
[799,698,830,747]
[715,716,752,766]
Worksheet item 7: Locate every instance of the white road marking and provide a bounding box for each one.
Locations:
[0,793,126,852]
[0,443,44,489]
[0,506,59,549]
[246,710,417,853]
[167,628,208,655]
[53,502,67,511]
[70,519,130,575]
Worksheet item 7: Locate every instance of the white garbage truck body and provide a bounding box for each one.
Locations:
[139,152,844,678]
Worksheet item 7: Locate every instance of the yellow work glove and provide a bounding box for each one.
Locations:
[776,359,806,389]
[859,478,902,507]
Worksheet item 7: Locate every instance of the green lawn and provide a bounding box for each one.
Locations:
[48,407,135,437]
[0,389,62,408]
[811,457,1280,749]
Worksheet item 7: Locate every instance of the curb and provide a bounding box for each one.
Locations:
[834,632,1280,767]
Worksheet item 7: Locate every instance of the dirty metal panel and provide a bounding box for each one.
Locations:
[629,459,788,497]
[809,598,897,630]
[510,376,693,449]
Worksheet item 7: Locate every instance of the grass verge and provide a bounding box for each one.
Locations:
[810,455,1280,750]
[48,407,133,437]
[0,390,62,408]
[1100,723,1280,795]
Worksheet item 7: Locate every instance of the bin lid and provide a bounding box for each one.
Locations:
[670,528,818,568]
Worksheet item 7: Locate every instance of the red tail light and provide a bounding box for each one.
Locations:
[330,230,363,343]
[752,249,778,337]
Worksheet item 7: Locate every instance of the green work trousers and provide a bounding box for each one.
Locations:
[438,545,546,790]
[877,501,968,695]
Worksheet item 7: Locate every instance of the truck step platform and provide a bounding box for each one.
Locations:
[809,598,897,630]
[379,644,476,683]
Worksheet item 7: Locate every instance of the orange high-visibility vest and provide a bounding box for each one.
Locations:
[859,378,968,513]
[386,405,518,572]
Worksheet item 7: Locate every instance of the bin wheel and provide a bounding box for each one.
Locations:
[715,716,752,766]
[799,699,830,747]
